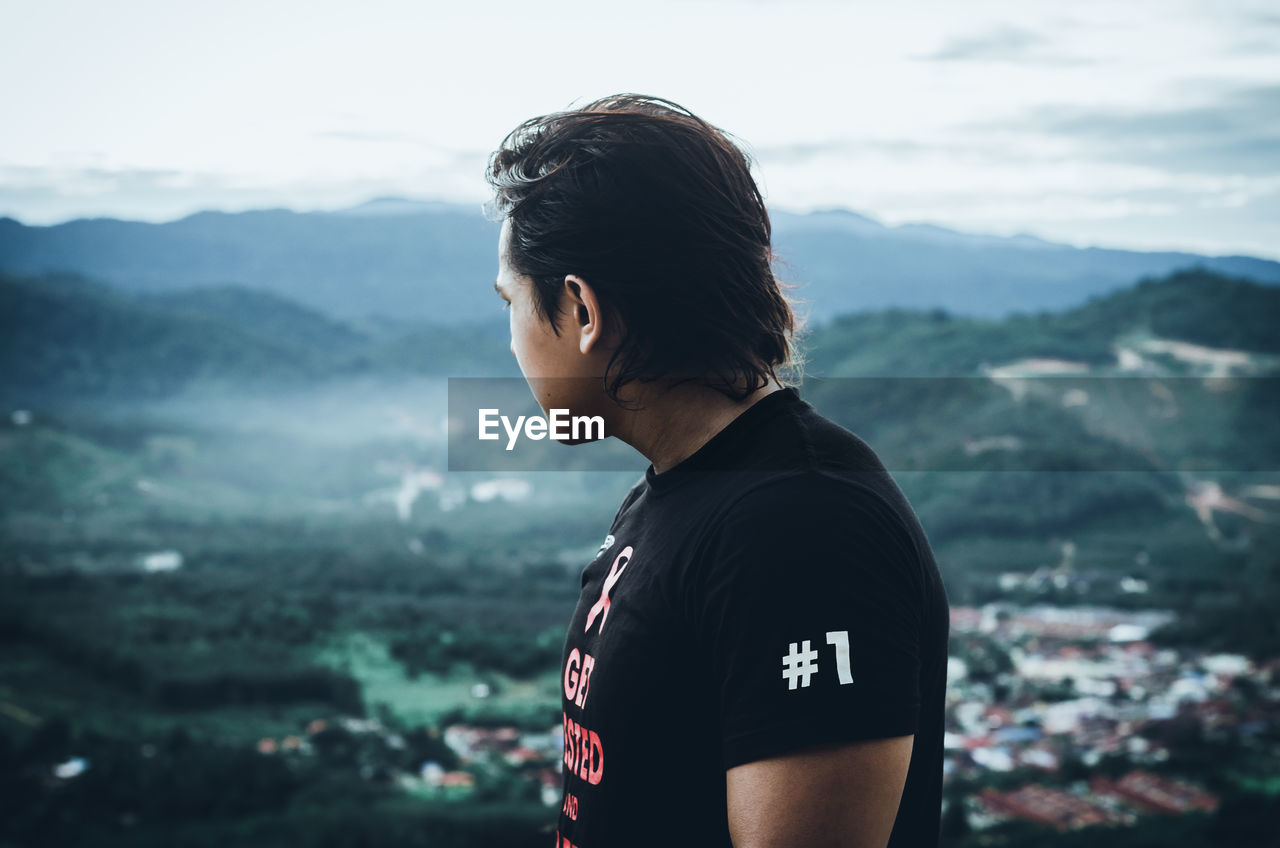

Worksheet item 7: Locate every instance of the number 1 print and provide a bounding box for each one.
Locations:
[825,630,853,685]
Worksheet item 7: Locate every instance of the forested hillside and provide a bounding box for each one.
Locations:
[2,263,1277,846]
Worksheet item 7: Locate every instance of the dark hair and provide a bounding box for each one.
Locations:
[485,93,802,402]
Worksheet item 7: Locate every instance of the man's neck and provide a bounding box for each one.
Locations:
[608,379,784,474]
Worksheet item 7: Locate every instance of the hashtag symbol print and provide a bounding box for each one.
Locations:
[781,640,819,690]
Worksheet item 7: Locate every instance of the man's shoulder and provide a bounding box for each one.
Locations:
[612,473,647,516]
[792,402,890,473]
[727,468,912,529]
[735,393,892,479]
[684,469,925,585]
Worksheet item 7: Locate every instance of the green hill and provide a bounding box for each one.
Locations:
[0,271,338,401]
[0,270,517,403]
[142,285,368,357]
[802,267,1280,377]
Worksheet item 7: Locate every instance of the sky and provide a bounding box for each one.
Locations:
[2,0,1277,259]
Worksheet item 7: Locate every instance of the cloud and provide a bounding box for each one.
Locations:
[1013,85,1280,177]
[0,163,486,225]
[1244,11,1280,27]
[746,81,1280,260]
[918,25,1089,66]
[315,130,435,145]
[752,138,929,164]
[314,130,473,156]
[313,131,482,171]
[1045,86,1280,137]
[1,163,191,193]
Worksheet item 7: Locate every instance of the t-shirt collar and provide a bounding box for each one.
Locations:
[643,386,801,496]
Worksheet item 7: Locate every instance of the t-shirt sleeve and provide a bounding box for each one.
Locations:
[690,472,925,770]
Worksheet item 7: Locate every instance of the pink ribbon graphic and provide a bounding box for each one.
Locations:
[584,546,632,634]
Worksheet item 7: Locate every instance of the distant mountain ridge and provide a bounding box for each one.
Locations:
[2,198,1277,323]
[4,265,1278,405]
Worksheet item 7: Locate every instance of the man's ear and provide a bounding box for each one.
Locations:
[564,274,607,355]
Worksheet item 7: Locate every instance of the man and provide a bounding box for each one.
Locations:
[485,94,950,848]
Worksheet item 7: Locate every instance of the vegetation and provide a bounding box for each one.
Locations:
[2,264,1278,845]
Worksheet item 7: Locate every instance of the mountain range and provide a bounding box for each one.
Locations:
[2,198,1277,324]
[4,263,1278,422]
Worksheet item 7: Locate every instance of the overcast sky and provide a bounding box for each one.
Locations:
[2,0,1277,258]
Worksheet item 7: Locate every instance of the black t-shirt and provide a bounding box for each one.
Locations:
[555,386,950,848]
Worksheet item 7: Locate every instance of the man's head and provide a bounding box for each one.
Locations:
[486,93,798,414]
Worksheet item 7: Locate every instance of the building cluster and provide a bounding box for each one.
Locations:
[430,722,562,804]
[250,714,563,803]
[442,723,560,769]
[227,599,1279,832]
[945,602,1280,832]
[974,769,1221,831]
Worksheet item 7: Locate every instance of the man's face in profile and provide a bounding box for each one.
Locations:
[494,216,609,440]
